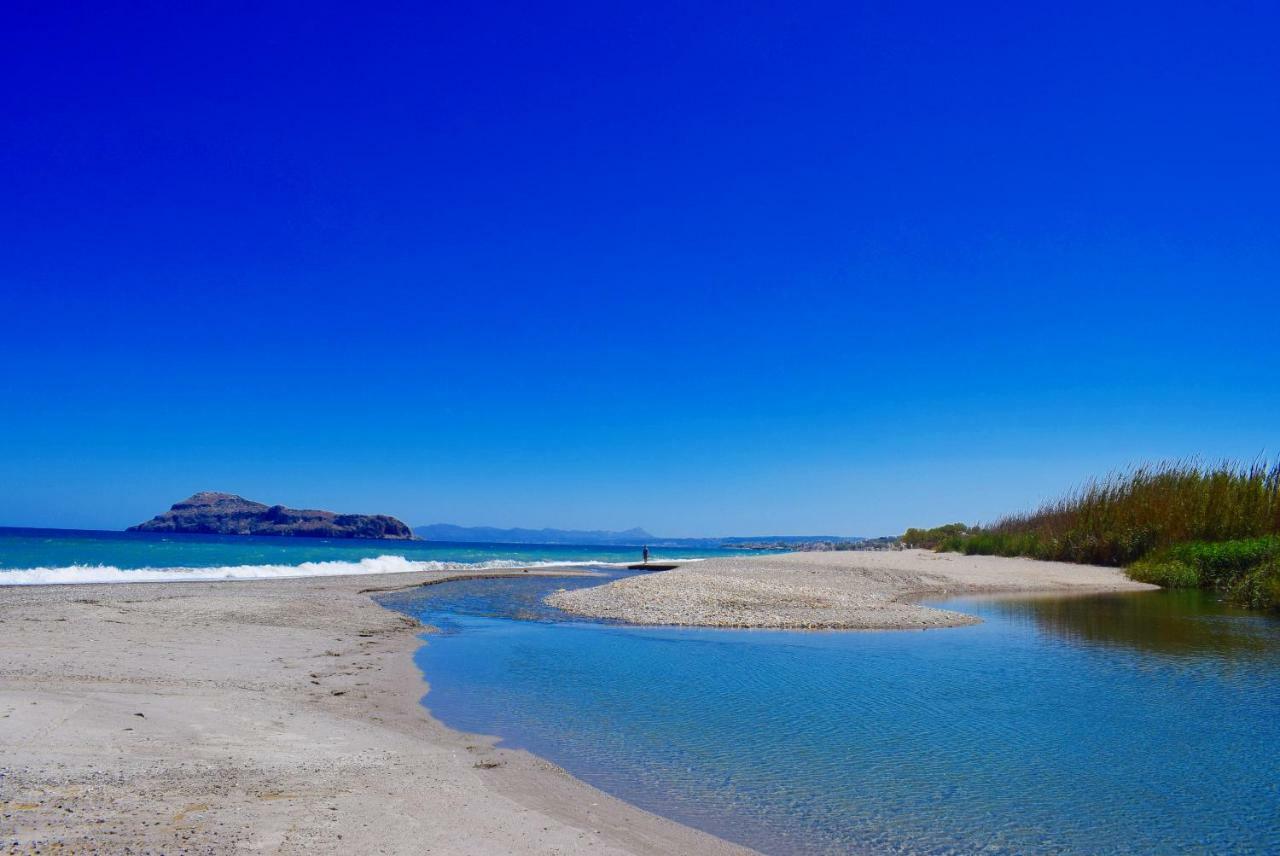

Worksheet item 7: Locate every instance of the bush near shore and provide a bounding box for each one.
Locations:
[900,522,972,549]
[904,461,1280,611]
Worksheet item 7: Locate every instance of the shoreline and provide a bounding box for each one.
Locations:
[1,550,1157,853]
[0,568,751,854]
[548,549,1157,628]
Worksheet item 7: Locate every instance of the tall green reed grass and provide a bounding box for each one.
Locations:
[914,459,1280,610]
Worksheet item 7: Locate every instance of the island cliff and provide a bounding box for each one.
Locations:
[128,492,415,540]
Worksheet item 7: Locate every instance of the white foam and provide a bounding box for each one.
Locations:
[0,555,620,586]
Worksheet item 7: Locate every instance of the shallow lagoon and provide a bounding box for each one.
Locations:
[380,573,1280,854]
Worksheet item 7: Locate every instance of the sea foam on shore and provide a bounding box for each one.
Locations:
[0,555,611,585]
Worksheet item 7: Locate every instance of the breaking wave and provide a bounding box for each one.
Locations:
[0,555,616,585]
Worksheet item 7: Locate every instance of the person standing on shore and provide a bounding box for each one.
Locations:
[642,545,650,564]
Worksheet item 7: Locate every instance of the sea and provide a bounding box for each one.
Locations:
[4,527,1279,854]
[0,526,744,584]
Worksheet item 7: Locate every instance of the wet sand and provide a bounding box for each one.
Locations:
[548,549,1157,628]
[0,570,750,855]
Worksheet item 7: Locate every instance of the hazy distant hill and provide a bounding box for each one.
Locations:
[414,523,657,546]
[414,523,864,548]
[718,535,864,544]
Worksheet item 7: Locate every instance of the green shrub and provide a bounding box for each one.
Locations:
[1163,538,1279,587]
[901,523,972,549]
[932,530,1053,559]
[1127,558,1200,589]
[1228,559,1280,611]
[1130,536,1280,604]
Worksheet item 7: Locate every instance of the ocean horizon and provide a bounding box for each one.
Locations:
[0,526,768,585]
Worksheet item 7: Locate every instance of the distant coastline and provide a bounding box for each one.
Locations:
[414,522,867,549]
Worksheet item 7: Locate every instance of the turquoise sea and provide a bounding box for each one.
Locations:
[0,526,746,583]
[4,528,1279,853]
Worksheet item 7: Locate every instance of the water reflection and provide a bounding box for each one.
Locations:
[981,589,1278,658]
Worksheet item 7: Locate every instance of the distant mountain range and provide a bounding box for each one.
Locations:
[413,524,658,545]
[413,523,863,548]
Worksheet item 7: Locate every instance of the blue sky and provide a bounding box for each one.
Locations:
[2,1,1278,536]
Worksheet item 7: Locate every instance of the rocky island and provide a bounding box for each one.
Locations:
[128,491,415,540]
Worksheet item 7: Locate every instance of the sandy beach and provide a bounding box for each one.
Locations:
[0,569,750,855]
[548,549,1156,628]
[1,551,1157,853]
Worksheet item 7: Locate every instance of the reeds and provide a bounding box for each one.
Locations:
[946,459,1280,565]
[919,459,1280,610]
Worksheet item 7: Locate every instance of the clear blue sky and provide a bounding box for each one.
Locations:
[2,1,1278,536]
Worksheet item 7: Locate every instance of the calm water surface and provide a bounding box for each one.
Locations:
[379,572,1280,855]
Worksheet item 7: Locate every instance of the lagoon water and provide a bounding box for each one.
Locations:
[381,572,1280,855]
